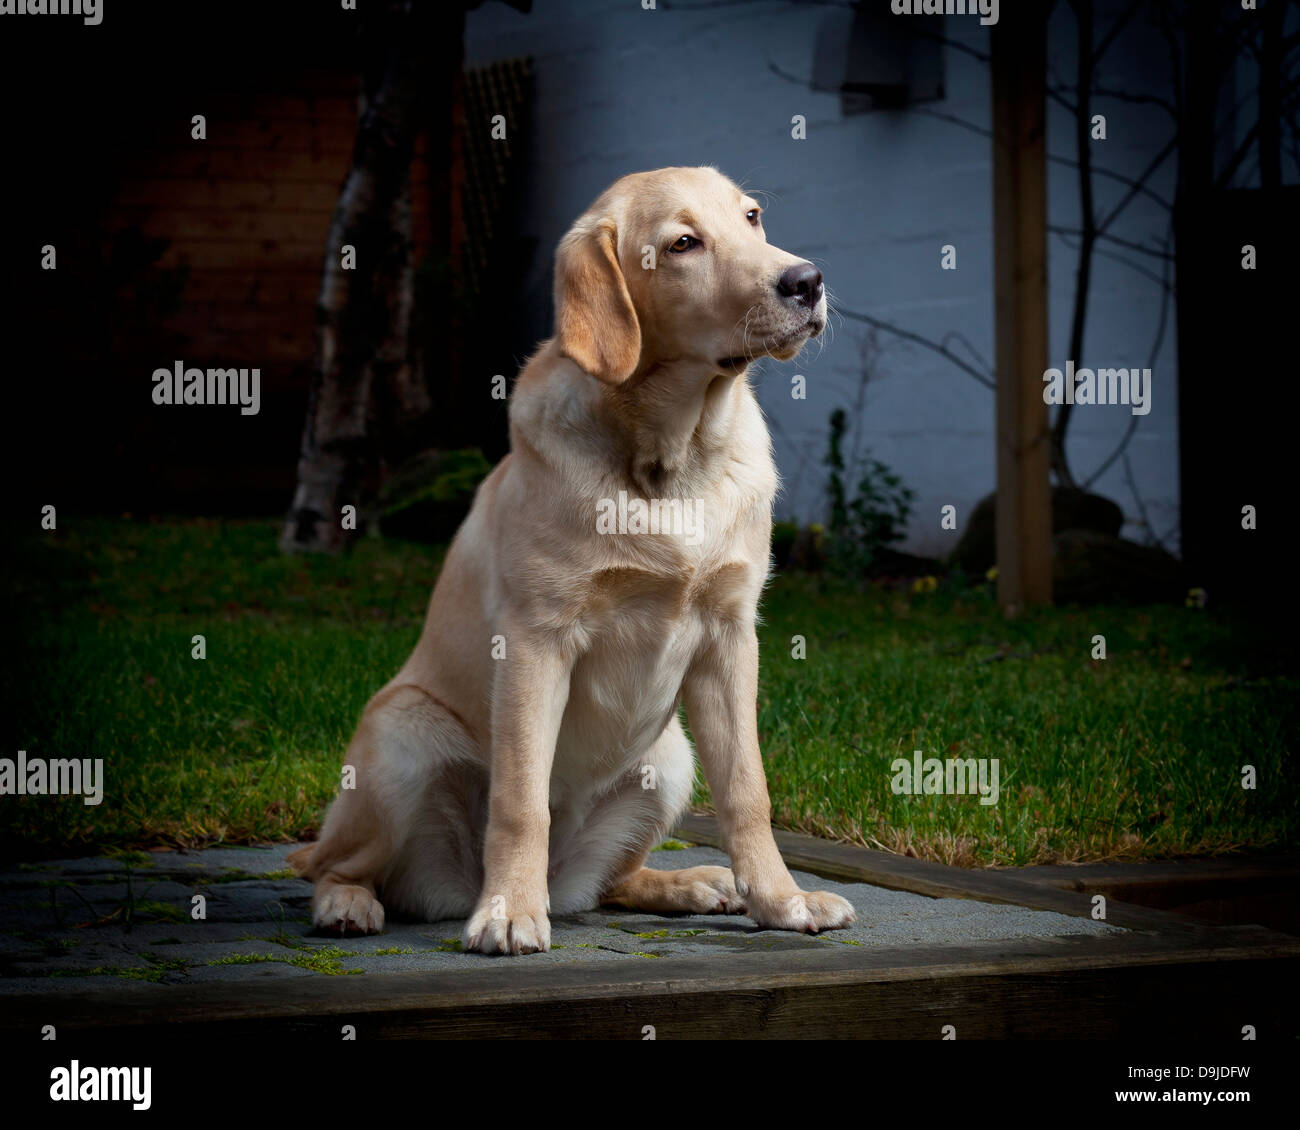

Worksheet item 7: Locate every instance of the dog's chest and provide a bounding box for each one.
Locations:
[553,554,755,770]
[543,451,771,774]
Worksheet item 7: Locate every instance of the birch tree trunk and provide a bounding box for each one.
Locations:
[280,1,429,554]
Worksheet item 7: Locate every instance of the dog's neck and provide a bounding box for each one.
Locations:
[606,359,749,495]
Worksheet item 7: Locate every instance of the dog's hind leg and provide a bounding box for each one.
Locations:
[300,789,389,937]
[549,714,745,917]
[600,860,746,916]
[301,683,484,935]
[586,718,747,916]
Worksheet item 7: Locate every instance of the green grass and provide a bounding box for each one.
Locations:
[753,576,1296,865]
[2,517,1294,866]
[3,518,441,855]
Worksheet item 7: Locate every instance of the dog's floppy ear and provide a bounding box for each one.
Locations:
[554,216,641,384]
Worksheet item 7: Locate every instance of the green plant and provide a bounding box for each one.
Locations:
[378,448,492,543]
[7,517,1294,866]
[824,408,915,576]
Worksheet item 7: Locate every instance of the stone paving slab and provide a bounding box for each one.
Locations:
[0,841,1122,995]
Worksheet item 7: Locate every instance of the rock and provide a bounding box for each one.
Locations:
[950,487,1125,574]
[1052,529,1185,604]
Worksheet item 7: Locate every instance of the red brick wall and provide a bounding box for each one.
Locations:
[97,69,433,509]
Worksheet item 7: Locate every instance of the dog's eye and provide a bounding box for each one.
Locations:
[746,209,761,225]
[668,235,698,253]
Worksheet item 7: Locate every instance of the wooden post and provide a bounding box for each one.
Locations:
[991,6,1053,614]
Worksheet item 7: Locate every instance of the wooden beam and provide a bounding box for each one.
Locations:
[8,818,1297,1041]
[675,814,1300,934]
[674,815,1199,934]
[5,929,1296,1040]
[991,6,1052,612]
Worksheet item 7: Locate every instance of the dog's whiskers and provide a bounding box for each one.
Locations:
[723,302,763,363]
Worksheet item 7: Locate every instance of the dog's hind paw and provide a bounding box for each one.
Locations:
[313,885,385,936]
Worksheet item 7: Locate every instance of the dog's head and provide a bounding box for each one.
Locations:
[554,166,826,384]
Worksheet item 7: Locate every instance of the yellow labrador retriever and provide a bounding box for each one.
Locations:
[291,166,854,954]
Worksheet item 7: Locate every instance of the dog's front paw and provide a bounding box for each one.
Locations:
[463,896,551,955]
[747,888,856,934]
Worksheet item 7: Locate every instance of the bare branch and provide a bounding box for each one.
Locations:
[938,330,993,375]
[1260,0,1288,191]
[906,26,990,66]
[1080,222,1174,492]
[1090,243,1169,289]
[1053,230,1168,288]
[837,308,994,390]
[1121,451,1169,553]
[1096,134,1178,234]
[1052,0,1096,489]
[766,60,816,88]
[1090,85,1179,118]
[1215,121,1260,189]
[1092,0,1142,65]
[1048,226,1174,261]
[909,106,1175,213]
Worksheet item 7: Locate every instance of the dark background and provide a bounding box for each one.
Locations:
[2,0,1295,603]
[4,0,529,517]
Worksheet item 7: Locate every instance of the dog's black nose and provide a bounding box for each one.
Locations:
[777,261,823,307]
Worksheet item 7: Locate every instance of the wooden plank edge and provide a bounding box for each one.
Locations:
[672,814,1267,937]
[4,923,1296,1035]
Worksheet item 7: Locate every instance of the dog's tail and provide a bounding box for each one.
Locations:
[287,842,317,877]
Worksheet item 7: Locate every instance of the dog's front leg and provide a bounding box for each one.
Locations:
[463,631,571,955]
[683,626,856,934]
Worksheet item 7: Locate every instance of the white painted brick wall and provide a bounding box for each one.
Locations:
[467,0,1181,558]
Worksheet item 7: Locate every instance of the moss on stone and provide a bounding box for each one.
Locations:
[208,943,361,976]
[651,839,692,852]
